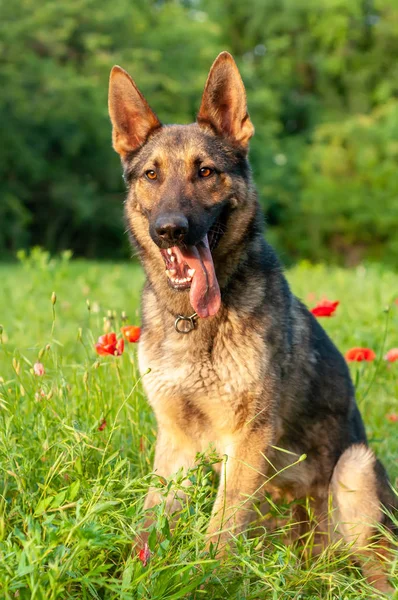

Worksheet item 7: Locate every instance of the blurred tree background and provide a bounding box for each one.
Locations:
[1,0,397,264]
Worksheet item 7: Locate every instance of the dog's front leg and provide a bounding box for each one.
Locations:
[139,429,196,544]
[207,427,272,551]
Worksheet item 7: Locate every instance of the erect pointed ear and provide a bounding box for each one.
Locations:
[197,52,254,150]
[108,66,161,158]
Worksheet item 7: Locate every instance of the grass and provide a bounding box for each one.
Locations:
[0,248,397,599]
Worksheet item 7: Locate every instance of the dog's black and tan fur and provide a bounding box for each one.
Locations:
[109,52,396,591]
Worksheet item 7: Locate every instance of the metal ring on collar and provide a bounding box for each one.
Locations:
[174,313,198,334]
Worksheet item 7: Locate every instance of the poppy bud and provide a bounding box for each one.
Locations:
[51,292,57,305]
[33,362,45,376]
[12,358,20,375]
[138,543,151,567]
[98,418,107,431]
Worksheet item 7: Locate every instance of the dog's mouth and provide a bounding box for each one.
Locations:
[160,233,221,319]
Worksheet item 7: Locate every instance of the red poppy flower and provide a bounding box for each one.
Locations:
[121,325,141,343]
[386,413,398,423]
[138,543,150,567]
[95,333,124,356]
[33,362,45,376]
[310,299,339,317]
[345,347,376,362]
[384,348,398,363]
[98,419,107,431]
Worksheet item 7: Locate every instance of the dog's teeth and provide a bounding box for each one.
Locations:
[170,256,176,262]
[188,269,195,277]
[167,248,172,255]
[165,270,193,286]
[166,272,193,285]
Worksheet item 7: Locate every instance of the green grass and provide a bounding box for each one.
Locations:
[0,249,397,599]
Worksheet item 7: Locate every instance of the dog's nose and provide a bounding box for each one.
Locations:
[154,213,189,244]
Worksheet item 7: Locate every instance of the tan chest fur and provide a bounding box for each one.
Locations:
[138,308,268,453]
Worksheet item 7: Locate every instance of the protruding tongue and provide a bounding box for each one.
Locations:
[173,235,221,318]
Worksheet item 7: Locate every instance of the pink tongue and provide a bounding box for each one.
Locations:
[173,235,221,318]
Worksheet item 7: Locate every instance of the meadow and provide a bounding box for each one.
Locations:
[0,249,397,599]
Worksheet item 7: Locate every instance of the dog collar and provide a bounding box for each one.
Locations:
[174,312,198,334]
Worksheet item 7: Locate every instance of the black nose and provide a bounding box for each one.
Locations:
[154,213,189,244]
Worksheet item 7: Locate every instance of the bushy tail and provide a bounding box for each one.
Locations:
[330,444,396,593]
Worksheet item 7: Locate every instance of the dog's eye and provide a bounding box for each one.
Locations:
[145,170,157,181]
[198,167,214,178]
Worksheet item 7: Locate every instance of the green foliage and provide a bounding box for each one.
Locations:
[0,257,397,597]
[299,101,398,265]
[205,0,398,264]
[0,0,220,258]
[1,0,398,263]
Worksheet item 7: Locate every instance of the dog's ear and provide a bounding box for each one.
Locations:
[197,52,254,150]
[108,66,161,158]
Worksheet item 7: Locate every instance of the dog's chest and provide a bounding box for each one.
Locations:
[138,315,266,435]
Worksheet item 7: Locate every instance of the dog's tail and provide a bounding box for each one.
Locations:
[330,444,396,592]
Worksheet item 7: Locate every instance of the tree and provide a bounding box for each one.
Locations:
[1,0,397,264]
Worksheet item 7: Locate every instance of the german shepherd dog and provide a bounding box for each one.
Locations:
[109,52,396,591]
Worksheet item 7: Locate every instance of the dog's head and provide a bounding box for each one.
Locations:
[108,52,255,318]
